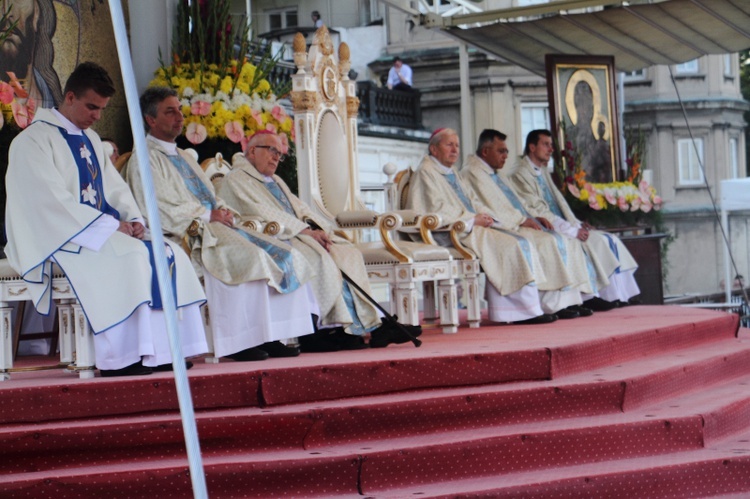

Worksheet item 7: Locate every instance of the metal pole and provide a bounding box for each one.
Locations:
[107,1,209,497]
[459,42,472,168]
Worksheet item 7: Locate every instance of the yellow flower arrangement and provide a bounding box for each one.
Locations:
[150,59,293,148]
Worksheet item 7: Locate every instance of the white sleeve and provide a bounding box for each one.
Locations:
[552,215,580,239]
[70,214,120,251]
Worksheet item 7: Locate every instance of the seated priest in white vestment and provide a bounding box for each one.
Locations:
[221,131,421,350]
[124,87,316,361]
[463,129,594,317]
[505,129,639,309]
[4,62,208,377]
[406,128,583,324]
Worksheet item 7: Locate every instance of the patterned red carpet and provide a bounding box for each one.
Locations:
[1,305,749,497]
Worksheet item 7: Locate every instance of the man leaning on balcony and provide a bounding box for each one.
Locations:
[123,86,317,362]
[505,129,640,310]
[221,131,421,350]
[406,128,586,325]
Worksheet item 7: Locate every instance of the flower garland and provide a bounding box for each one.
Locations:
[149,59,294,151]
[555,122,663,227]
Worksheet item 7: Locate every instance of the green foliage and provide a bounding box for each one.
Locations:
[166,0,290,98]
[0,4,18,46]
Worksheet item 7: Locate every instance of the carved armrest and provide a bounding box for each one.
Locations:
[239,217,284,236]
[449,220,476,260]
[335,210,379,228]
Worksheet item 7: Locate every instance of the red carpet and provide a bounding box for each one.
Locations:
[1,305,749,497]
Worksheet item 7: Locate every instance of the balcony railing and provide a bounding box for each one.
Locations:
[356,82,423,130]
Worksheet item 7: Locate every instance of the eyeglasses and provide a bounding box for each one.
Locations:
[254,145,287,161]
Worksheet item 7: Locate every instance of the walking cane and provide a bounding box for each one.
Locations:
[306,220,422,347]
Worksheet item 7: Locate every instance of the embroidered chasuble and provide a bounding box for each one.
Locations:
[405,155,547,295]
[124,140,315,295]
[462,155,593,294]
[217,154,381,333]
[507,157,637,289]
[4,109,205,334]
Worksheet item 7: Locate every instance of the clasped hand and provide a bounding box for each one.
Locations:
[302,228,333,252]
[210,208,235,227]
[474,213,494,228]
[118,221,145,239]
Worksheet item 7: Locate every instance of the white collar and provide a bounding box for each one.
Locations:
[51,109,83,135]
[263,175,275,183]
[147,134,178,155]
[430,155,455,174]
[525,156,543,177]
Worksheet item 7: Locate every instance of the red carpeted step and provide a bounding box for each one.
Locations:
[0,452,362,498]
[549,307,739,376]
[372,451,750,498]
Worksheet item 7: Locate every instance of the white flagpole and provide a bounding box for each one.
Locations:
[107,1,209,497]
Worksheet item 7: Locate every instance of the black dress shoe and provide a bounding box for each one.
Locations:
[299,330,341,353]
[571,305,593,317]
[226,347,269,362]
[100,361,153,378]
[369,321,421,348]
[329,329,368,350]
[556,308,581,320]
[512,313,558,325]
[628,297,642,306]
[153,361,194,372]
[259,341,301,358]
[583,297,617,312]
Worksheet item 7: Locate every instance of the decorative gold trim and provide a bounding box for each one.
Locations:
[319,60,338,103]
[290,91,319,112]
[346,96,360,117]
[187,220,200,237]
[52,285,71,294]
[367,271,391,278]
[8,287,27,296]
[420,214,440,246]
[379,214,411,263]
[398,269,408,279]
[263,221,281,236]
[450,221,476,260]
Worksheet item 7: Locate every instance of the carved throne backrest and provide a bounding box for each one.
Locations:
[291,27,362,229]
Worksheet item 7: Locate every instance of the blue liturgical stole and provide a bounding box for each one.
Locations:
[490,172,568,264]
[59,128,175,309]
[444,173,475,213]
[443,171,534,270]
[263,175,372,333]
[264,181,296,216]
[534,173,565,219]
[166,154,301,293]
[59,128,120,219]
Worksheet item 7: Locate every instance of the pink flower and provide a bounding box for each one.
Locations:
[271,105,287,122]
[185,122,207,144]
[589,196,603,211]
[6,72,28,99]
[251,109,263,127]
[640,201,652,213]
[224,121,244,143]
[604,191,616,206]
[568,183,581,198]
[277,133,289,155]
[630,197,641,212]
[0,81,14,105]
[190,100,211,116]
[11,97,35,129]
[265,123,277,133]
[653,195,662,206]
[618,196,629,212]
[639,179,650,193]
